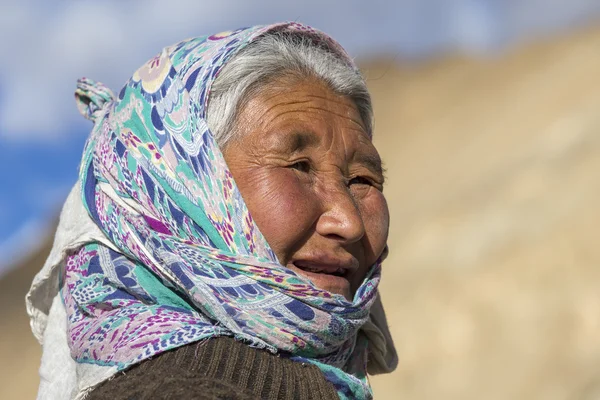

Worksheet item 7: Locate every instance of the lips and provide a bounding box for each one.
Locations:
[286,256,358,300]
[292,260,348,277]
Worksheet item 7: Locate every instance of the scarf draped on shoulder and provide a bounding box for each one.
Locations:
[27,22,397,400]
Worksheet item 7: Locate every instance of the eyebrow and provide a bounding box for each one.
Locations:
[356,153,386,182]
[285,131,385,182]
[288,131,320,152]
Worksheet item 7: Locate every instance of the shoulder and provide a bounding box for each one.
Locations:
[86,336,338,400]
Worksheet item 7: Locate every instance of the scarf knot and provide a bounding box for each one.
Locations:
[75,77,116,122]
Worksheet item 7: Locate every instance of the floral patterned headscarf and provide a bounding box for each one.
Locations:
[65,22,383,399]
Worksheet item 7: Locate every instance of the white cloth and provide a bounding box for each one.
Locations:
[26,182,397,399]
[26,183,118,399]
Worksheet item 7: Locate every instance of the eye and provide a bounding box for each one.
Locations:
[348,176,374,186]
[289,160,311,173]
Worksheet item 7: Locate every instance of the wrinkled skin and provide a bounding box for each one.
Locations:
[223,78,389,300]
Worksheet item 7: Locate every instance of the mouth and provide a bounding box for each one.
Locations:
[291,261,348,277]
[287,258,357,300]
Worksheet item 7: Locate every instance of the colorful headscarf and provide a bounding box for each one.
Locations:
[64,22,382,399]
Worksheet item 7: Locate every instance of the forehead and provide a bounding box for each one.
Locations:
[233,78,383,174]
[240,79,370,145]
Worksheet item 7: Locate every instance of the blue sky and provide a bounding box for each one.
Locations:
[1,0,599,273]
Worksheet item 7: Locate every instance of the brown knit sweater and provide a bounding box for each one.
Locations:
[86,337,340,400]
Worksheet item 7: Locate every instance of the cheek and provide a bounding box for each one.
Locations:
[351,191,389,293]
[239,169,317,262]
[360,191,390,260]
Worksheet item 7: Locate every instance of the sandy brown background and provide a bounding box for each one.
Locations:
[2,24,600,399]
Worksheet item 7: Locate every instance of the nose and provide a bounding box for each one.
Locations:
[315,185,365,244]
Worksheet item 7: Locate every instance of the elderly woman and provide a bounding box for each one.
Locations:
[27,22,397,399]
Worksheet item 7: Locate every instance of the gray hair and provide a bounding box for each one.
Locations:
[206,30,373,149]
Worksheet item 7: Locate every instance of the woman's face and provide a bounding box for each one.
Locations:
[223,78,389,300]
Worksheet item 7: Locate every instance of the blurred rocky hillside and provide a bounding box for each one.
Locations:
[365,24,600,400]
[2,24,600,400]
